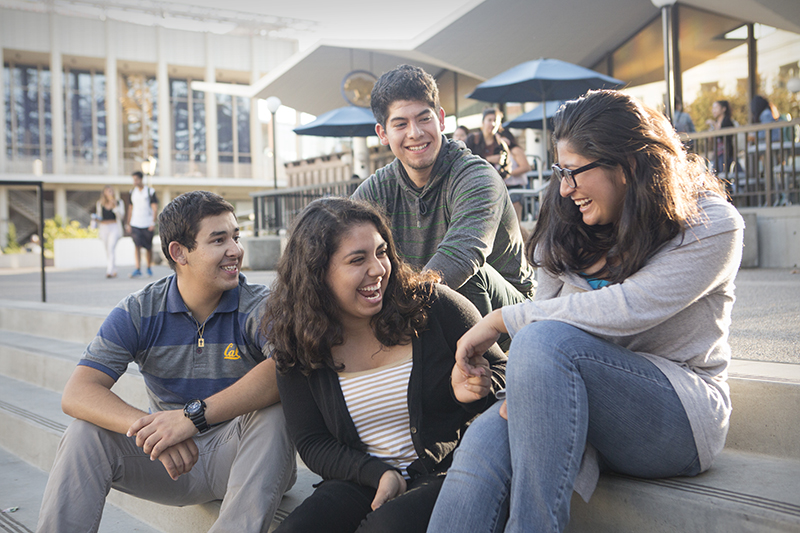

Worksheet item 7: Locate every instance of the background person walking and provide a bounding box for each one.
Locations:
[96,186,124,278]
[126,171,158,277]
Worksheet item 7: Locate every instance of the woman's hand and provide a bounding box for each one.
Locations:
[455,309,507,379]
[372,470,407,510]
[451,353,492,403]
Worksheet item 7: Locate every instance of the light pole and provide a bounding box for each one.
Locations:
[265,96,281,189]
[265,96,282,232]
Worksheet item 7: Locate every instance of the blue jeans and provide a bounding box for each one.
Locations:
[428,321,700,533]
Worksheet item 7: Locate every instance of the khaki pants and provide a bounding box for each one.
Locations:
[36,404,296,533]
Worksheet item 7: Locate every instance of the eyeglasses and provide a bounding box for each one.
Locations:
[551,159,614,189]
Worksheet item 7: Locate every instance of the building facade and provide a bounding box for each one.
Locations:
[2,6,298,247]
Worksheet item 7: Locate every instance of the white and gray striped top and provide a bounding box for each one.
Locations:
[338,355,417,478]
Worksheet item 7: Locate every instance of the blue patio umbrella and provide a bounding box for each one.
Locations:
[504,101,564,130]
[469,58,624,165]
[293,105,377,137]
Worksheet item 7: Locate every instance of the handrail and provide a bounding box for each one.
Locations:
[0,180,46,302]
[250,178,364,235]
[684,119,798,207]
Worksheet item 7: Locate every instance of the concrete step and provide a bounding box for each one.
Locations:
[0,446,163,533]
[568,451,800,532]
[727,360,800,461]
[0,299,107,345]
[3,320,798,461]
[0,330,149,409]
[0,374,320,533]
[1,300,798,532]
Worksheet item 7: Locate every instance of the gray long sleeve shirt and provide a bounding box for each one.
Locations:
[353,137,535,296]
[502,192,745,499]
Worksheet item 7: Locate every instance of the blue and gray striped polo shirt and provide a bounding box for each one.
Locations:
[79,273,269,413]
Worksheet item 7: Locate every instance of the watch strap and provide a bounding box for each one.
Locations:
[184,399,210,433]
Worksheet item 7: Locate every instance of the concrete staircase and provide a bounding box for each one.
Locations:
[0,299,319,532]
[1,298,799,532]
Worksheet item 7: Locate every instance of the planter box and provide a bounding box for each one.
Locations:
[54,237,164,269]
[0,252,42,269]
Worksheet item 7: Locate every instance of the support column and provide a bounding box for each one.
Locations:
[352,138,369,179]
[105,20,119,176]
[54,186,67,221]
[204,33,219,178]
[747,23,757,124]
[250,36,264,180]
[671,5,682,111]
[157,27,172,178]
[49,12,65,175]
[656,0,677,121]
[160,188,173,207]
[0,187,9,249]
[0,49,6,174]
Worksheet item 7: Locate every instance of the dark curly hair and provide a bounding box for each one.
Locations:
[263,197,440,375]
[529,90,726,283]
[371,64,440,128]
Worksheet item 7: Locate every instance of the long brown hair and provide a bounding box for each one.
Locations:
[263,197,439,375]
[529,90,726,283]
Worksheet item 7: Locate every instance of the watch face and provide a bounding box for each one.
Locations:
[186,400,202,416]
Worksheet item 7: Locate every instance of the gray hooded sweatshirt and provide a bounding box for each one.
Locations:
[353,137,535,296]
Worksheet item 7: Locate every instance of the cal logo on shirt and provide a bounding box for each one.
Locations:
[223,343,240,360]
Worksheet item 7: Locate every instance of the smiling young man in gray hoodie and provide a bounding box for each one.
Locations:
[352,64,535,315]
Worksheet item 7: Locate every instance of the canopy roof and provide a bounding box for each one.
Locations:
[244,0,799,116]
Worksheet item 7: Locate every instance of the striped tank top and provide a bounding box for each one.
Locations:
[338,353,418,478]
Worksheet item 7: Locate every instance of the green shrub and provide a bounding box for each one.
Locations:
[3,222,23,254]
[43,216,98,253]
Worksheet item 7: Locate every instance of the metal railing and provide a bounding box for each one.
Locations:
[687,119,799,207]
[251,178,364,235]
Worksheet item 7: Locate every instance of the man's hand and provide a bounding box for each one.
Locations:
[157,440,199,480]
[127,410,198,461]
[451,353,492,403]
[371,470,407,510]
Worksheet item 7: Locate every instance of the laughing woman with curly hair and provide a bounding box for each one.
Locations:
[263,197,506,533]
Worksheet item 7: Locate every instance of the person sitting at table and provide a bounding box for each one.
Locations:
[265,197,506,533]
[452,125,470,143]
[751,95,781,142]
[499,128,532,232]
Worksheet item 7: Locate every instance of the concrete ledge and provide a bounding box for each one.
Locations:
[740,212,759,268]
[0,252,42,269]
[0,299,106,344]
[241,235,286,271]
[568,451,800,532]
[737,205,800,269]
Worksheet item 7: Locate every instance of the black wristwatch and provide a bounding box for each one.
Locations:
[184,399,210,433]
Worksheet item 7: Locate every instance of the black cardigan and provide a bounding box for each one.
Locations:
[276,284,506,488]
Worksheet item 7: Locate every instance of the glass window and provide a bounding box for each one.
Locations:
[217,93,233,162]
[121,73,158,164]
[236,96,251,162]
[192,88,206,161]
[4,63,52,160]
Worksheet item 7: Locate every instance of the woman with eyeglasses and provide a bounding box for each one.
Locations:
[427,90,744,533]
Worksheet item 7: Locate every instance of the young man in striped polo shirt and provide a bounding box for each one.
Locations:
[37,191,295,533]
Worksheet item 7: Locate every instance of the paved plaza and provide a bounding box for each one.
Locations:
[0,264,798,365]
